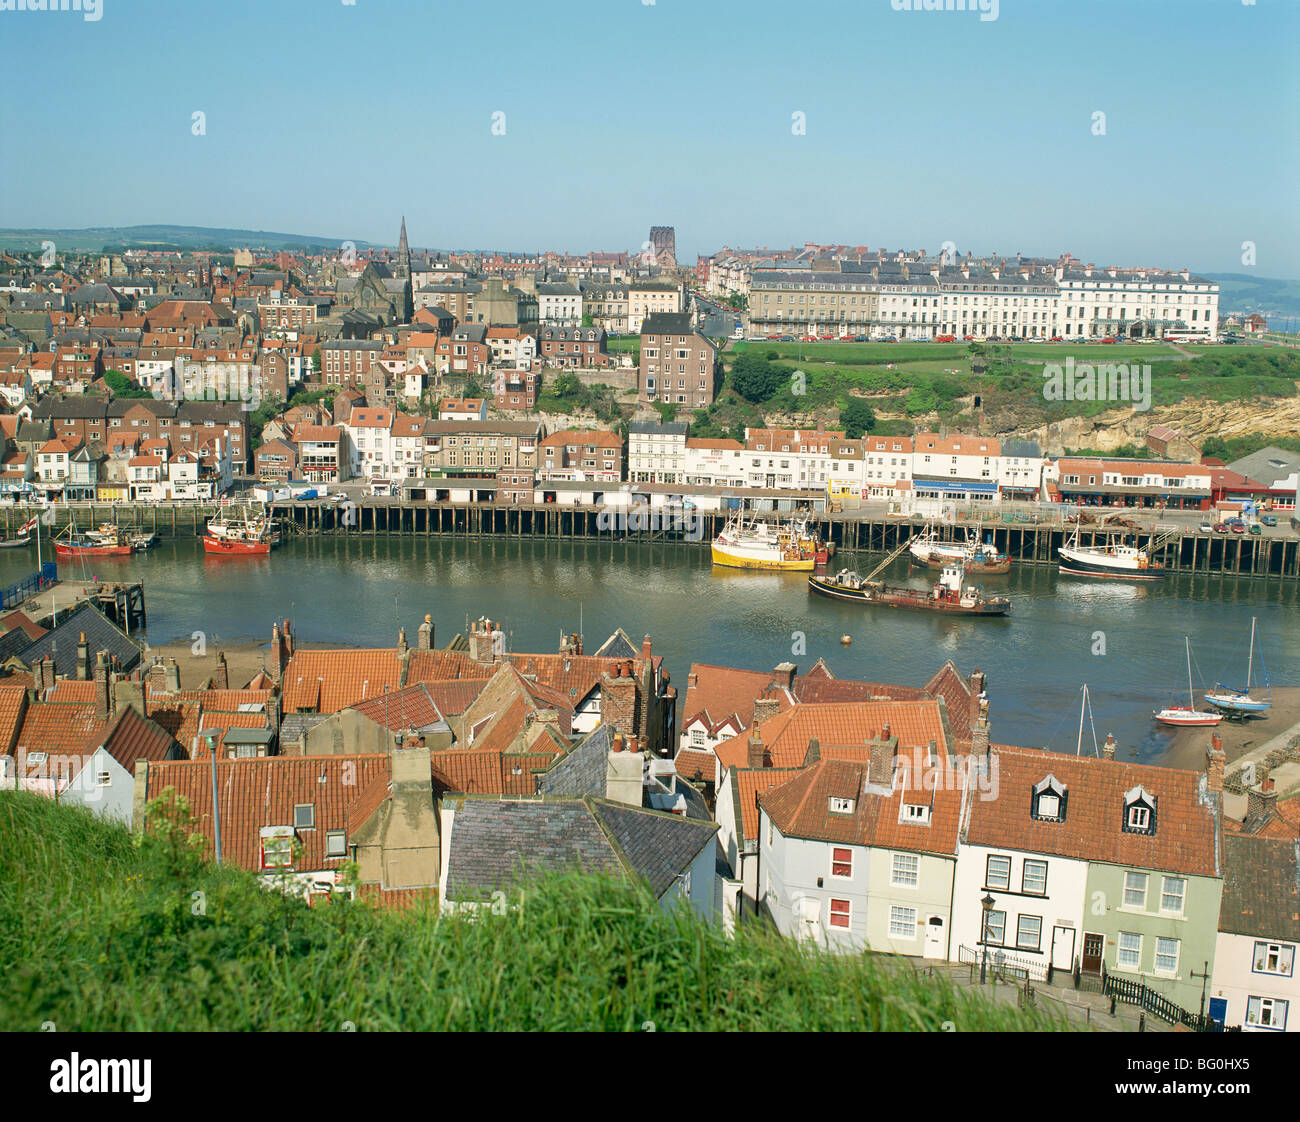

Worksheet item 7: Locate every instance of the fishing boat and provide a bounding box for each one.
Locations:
[129,531,158,550]
[1154,637,1223,728]
[809,562,1013,616]
[711,514,821,571]
[54,520,133,558]
[1058,525,1163,579]
[908,523,1010,574]
[203,509,276,556]
[0,515,37,548]
[1205,617,1271,715]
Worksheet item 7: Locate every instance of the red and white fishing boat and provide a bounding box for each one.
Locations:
[1154,637,1222,728]
[54,519,134,558]
[203,508,276,556]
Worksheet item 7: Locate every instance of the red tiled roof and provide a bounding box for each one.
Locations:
[965,746,1220,877]
[761,756,964,856]
[142,755,393,872]
[714,700,949,775]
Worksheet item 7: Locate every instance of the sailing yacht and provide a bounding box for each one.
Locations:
[1153,637,1222,727]
[1205,617,1272,715]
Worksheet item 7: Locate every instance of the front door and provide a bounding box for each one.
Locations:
[924,915,945,959]
[1051,925,1076,971]
[1082,932,1104,974]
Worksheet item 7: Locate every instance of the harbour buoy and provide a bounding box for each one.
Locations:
[840,634,852,645]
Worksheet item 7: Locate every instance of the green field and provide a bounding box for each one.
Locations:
[0,793,1064,1032]
[731,340,1234,365]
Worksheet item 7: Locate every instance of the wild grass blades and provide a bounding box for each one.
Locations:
[0,793,1068,1032]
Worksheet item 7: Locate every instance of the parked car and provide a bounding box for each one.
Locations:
[1249,523,1262,535]
[1228,521,1247,535]
[1213,522,1229,534]
[1260,513,1278,526]
[1198,522,1214,534]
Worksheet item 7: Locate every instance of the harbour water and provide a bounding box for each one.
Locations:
[8,536,1297,765]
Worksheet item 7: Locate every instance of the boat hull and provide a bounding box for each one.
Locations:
[1204,693,1271,714]
[1058,550,1164,579]
[55,542,132,558]
[712,542,814,571]
[914,552,1011,575]
[808,576,1012,615]
[1153,707,1223,727]
[0,536,30,549]
[203,534,271,556]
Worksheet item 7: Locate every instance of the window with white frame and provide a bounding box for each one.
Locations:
[983,909,1006,946]
[889,906,917,939]
[1118,931,1142,968]
[1154,937,1179,975]
[829,796,855,815]
[829,898,851,929]
[1022,860,1047,896]
[891,852,918,888]
[1246,996,1288,1029]
[1253,942,1295,976]
[901,803,930,824]
[325,831,347,858]
[1123,871,1148,908]
[1160,876,1186,915]
[294,803,314,829]
[1016,914,1042,951]
[986,854,1011,890]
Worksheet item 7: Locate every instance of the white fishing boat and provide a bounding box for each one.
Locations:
[1058,525,1163,580]
[1154,637,1222,728]
[711,513,823,571]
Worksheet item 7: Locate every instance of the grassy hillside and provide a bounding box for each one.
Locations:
[714,340,1298,433]
[0,793,1064,1032]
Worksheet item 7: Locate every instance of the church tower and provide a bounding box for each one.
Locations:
[396,216,411,279]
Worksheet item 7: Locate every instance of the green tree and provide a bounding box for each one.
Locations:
[730,353,786,403]
[103,369,152,399]
[654,401,678,423]
[839,398,876,439]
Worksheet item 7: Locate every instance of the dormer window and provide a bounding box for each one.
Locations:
[1032,775,1067,821]
[829,796,855,815]
[901,803,930,825]
[1122,786,1156,834]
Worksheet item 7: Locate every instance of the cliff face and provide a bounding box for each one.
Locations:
[1005,394,1300,456]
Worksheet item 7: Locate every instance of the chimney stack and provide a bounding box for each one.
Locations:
[164,658,181,694]
[774,661,797,690]
[1206,734,1226,794]
[1246,774,1278,827]
[752,690,781,730]
[606,732,643,806]
[1102,733,1116,761]
[271,622,288,681]
[418,614,433,651]
[93,650,112,723]
[971,698,990,758]
[397,627,408,657]
[805,736,820,765]
[282,619,293,657]
[747,730,766,770]
[76,632,90,681]
[641,634,652,661]
[687,670,698,690]
[215,651,229,691]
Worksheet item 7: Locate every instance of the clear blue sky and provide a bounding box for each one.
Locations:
[1,0,1296,274]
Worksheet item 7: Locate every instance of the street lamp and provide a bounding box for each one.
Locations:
[203,729,222,865]
[980,893,995,984]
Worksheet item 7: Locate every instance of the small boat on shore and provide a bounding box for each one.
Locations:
[809,562,1013,616]
[1058,525,1163,580]
[1154,637,1222,728]
[909,524,1010,574]
[1205,617,1271,715]
[0,515,37,549]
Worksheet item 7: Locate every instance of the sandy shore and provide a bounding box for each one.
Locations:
[1155,685,1300,772]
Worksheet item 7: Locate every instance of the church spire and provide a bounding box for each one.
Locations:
[397,216,411,279]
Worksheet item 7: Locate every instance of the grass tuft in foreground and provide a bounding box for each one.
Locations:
[0,793,1067,1031]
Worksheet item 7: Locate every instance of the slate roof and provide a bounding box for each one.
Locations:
[19,602,143,677]
[1227,446,1300,489]
[443,794,716,900]
[535,723,613,797]
[1218,835,1299,942]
